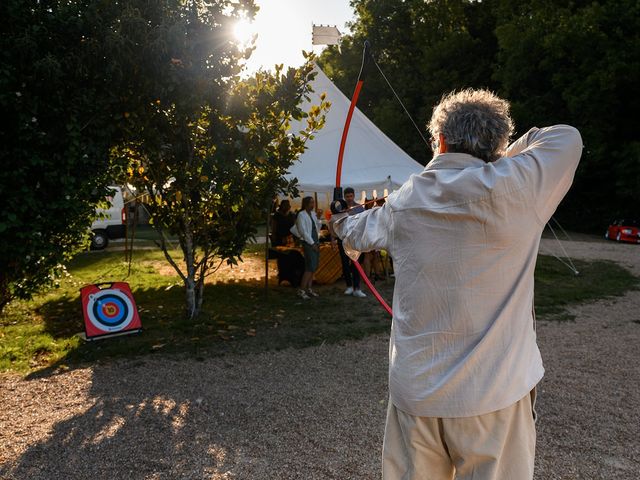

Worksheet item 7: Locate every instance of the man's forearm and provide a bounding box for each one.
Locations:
[332,206,391,253]
[505,127,539,157]
[508,125,583,223]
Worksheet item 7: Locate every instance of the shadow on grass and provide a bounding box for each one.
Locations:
[3,252,637,377]
[533,256,639,319]
[26,278,392,379]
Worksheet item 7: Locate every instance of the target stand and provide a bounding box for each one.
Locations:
[80,282,142,341]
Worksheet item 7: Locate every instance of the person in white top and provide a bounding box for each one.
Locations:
[293,196,321,299]
[332,89,582,480]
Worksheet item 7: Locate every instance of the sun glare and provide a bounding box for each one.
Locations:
[233,17,256,46]
[228,0,354,74]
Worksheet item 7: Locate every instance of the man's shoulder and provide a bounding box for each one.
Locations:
[389,162,526,212]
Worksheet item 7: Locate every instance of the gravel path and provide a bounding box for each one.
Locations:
[535,238,640,478]
[1,238,639,479]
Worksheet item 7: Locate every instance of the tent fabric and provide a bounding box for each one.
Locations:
[285,65,424,199]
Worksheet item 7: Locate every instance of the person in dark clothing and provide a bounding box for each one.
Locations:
[271,199,295,246]
[331,187,367,298]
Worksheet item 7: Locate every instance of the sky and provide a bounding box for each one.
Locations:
[235,0,355,73]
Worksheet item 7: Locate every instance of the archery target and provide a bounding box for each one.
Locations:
[81,282,142,339]
[87,289,134,332]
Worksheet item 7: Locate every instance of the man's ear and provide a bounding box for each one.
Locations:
[438,133,448,154]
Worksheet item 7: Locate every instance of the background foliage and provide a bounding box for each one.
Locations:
[319,0,640,231]
[108,1,329,317]
[0,0,128,311]
[2,0,637,314]
[0,0,327,315]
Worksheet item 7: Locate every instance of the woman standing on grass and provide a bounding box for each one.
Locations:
[293,196,320,299]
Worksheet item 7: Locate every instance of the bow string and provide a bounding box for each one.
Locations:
[332,41,428,317]
[330,41,578,319]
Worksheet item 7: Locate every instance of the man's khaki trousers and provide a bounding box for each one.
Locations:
[382,391,536,480]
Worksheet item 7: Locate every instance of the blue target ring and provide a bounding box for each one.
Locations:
[92,294,129,327]
[86,289,135,332]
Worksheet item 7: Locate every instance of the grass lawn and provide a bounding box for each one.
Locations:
[122,224,267,243]
[1,247,637,374]
[534,257,638,318]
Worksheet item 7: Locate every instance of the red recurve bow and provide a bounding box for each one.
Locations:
[332,41,394,316]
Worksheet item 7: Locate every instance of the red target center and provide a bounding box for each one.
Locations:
[101,303,120,318]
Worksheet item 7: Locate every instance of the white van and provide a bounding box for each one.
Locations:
[90,186,127,250]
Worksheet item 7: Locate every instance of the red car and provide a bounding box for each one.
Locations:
[605,219,640,244]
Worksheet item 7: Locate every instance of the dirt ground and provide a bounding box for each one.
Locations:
[1,237,639,479]
[147,249,273,284]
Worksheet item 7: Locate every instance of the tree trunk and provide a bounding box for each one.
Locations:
[185,276,198,319]
[183,229,199,319]
[196,278,204,312]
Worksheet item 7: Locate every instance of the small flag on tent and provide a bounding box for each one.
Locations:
[312,25,341,46]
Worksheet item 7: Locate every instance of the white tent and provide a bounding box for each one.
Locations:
[286,65,424,206]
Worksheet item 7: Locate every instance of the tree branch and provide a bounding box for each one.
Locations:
[155,226,187,282]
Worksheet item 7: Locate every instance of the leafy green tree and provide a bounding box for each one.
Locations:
[0,0,128,312]
[0,0,328,319]
[321,0,639,231]
[494,0,640,228]
[111,2,329,317]
[320,0,499,165]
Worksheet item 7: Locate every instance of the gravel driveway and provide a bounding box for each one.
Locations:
[1,238,639,479]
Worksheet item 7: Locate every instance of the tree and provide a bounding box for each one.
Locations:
[0,0,128,313]
[320,0,499,165]
[321,0,640,231]
[493,0,640,229]
[112,2,329,317]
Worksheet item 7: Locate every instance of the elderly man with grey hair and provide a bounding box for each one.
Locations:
[332,88,582,479]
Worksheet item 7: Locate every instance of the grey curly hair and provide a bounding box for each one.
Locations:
[428,89,514,163]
